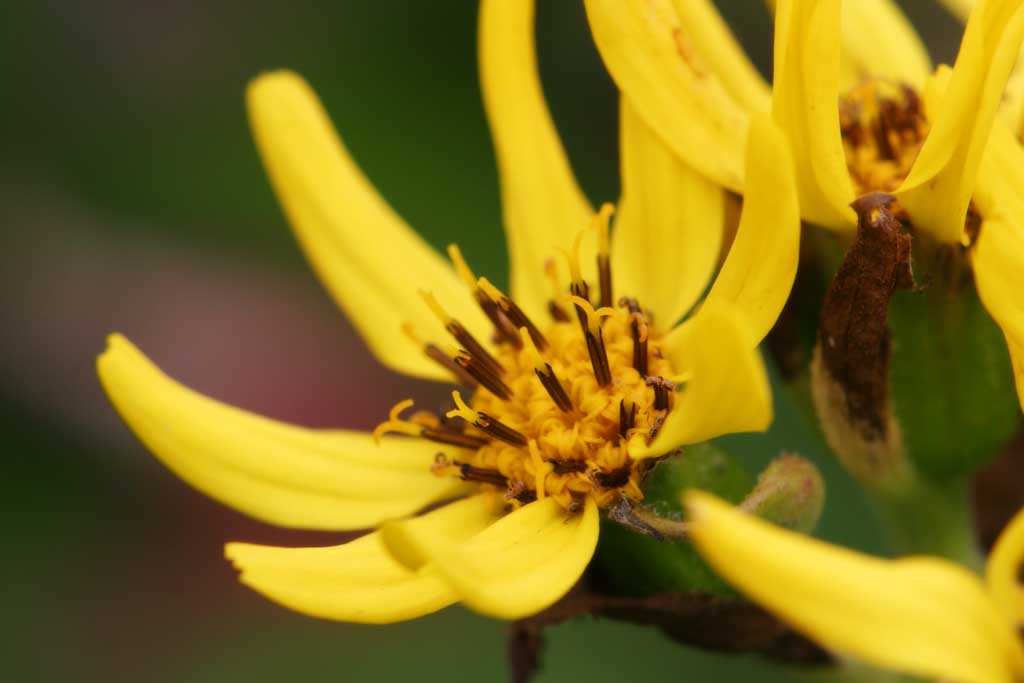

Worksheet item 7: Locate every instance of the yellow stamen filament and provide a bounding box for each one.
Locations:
[446,243,477,290]
[519,327,546,373]
[567,295,615,334]
[418,290,452,325]
[372,399,421,443]
[528,440,552,500]
[447,390,478,423]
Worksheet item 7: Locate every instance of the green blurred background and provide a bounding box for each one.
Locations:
[0,1,972,681]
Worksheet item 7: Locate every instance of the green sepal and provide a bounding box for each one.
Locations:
[888,278,1020,480]
[592,441,752,596]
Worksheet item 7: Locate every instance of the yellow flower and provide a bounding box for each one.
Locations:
[686,490,1024,683]
[96,0,799,623]
[586,0,1024,413]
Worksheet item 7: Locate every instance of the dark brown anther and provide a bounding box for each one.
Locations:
[448,320,505,376]
[535,363,573,413]
[480,278,547,350]
[570,280,591,332]
[598,253,613,310]
[647,414,666,444]
[548,300,570,322]
[460,463,509,487]
[551,458,587,474]
[646,376,675,411]
[424,343,478,388]
[620,297,649,376]
[565,496,585,514]
[592,465,631,489]
[583,325,612,387]
[476,290,521,346]
[474,411,529,447]
[507,481,537,505]
[455,350,513,400]
[421,427,490,450]
[618,399,636,441]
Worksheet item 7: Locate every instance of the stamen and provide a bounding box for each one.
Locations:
[564,231,592,332]
[459,463,508,487]
[618,398,636,441]
[568,295,615,387]
[477,277,547,350]
[647,414,666,444]
[593,203,615,308]
[447,244,519,345]
[593,465,631,489]
[544,258,570,322]
[373,399,490,449]
[520,328,573,413]
[401,323,478,388]
[646,376,675,411]
[551,458,587,474]
[447,391,528,446]
[420,290,505,378]
[619,297,649,376]
[528,441,552,499]
[454,349,513,400]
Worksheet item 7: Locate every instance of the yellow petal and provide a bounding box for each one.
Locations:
[631,304,772,459]
[940,0,975,20]
[987,506,1024,623]
[97,334,467,530]
[839,0,932,88]
[666,0,771,112]
[382,497,599,620]
[687,491,1024,683]
[479,0,594,323]
[972,215,1024,411]
[225,496,495,624]
[897,0,1024,243]
[772,0,856,230]
[701,114,799,344]
[585,0,753,192]
[612,98,724,327]
[247,70,489,382]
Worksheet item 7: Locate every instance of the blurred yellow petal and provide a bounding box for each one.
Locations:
[585,0,751,192]
[701,115,799,344]
[97,334,467,530]
[840,0,932,88]
[987,506,1024,622]
[687,491,1024,683]
[940,0,975,20]
[631,305,772,458]
[479,0,593,322]
[225,496,495,624]
[897,0,1024,243]
[666,0,770,112]
[612,99,724,327]
[972,215,1024,411]
[247,70,488,382]
[383,496,599,620]
[772,0,856,230]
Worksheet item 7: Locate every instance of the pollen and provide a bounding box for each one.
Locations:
[840,79,929,195]
[374,213,678,512]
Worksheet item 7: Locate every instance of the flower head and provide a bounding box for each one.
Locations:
[687,491,1024,683]
[97,0,799,623]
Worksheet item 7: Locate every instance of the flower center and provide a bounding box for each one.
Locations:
[374,208,677,512]
[840,79,929,195]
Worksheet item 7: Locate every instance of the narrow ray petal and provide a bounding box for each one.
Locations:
[839,0,932,88]
[382,497,599,620]
[97,335,467,530]
[585,0,752,192]
[772,0,856,230]
[987,506,1024,622]
[972,215,1024,411]
[897,0,1024,243]
[612,99,724,327]
[225,496,496,624]
[247,70,488,381]
[479,0,594,322]
[701,115,799,343]
[630,305,772,459]
[666,0,771,112]
[940,0,975,20]
[687,491,1024,683]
